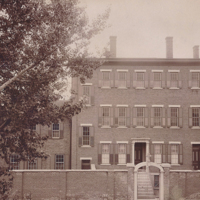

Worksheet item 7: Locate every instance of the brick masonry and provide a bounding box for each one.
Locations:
[71,60,200,170]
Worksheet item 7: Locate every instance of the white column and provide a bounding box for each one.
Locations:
[146,141,149,161]
[134,171,138,200]
[159,171,164,200]
[132,142,135,165]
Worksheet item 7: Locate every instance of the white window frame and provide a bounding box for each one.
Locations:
[52,123,60,138]
[55,154,64,169]
[10,155,19,170]
[101,143,110,165]
[190,70,200,89]
[28,157,37,169]
[118,143,127,164]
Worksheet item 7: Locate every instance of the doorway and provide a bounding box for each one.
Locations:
[135,143,146,165]
[192,144,200,170]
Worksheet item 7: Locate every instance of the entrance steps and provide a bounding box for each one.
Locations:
[137,172,156,200]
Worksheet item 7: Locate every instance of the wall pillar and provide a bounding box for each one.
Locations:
[146,142,149,161]
[161,163,171,200]
[132,142,135,165]
[127,165,135,200]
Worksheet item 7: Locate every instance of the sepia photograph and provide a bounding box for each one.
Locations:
[1,0,200,199]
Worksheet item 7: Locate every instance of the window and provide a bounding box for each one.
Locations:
[83,85,90,104]
[10,155,19,170]
[192,108,200,126]
[154,144,162,164]
[99,106,113,127]
[102,144,110,164]
[154,175,159,188]
[118,144,126,164]
[52,123,60,138]
[102,71,111,88]
[133,107,148,128]
[171,145,178,164]
[98,143,114,165]
[28,157,37,169]
[81,160,91,169]
[168,106,182,128]
[30,125,36,131]
[55,155,64,169]
[115,106,130,127]
[136,72,145,88]
[137,107,145,126]
[83,127,90,145]
[192,72,200,88]
[118,72,126,88]
[189,107,200,127]
[170,72,178,88]
[171,108,178,126]
[167,71,181,89]
[153,72,162,88]
[154,107,162,127]
[79,126,94,147]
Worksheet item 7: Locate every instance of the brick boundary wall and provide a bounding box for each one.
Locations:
[10,169,200,200]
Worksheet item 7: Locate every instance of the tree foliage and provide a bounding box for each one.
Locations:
[0,0,109,198]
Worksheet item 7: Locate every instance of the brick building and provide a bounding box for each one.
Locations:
[71,36,200,171]
[9,101,71,170]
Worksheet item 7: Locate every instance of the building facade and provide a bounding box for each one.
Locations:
[9,117,71,170]
[71,36,200,171]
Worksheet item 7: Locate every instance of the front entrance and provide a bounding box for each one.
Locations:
[192,144,200,170]
[135,143,146,165]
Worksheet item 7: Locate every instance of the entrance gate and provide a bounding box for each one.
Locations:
[134,162,164,200]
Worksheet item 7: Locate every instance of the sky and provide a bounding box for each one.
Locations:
[79,0,200,58]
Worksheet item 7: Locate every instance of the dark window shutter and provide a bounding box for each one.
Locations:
[110,107,114,127]
[115,107,118,127]
[115,144,118,165]
[178,144,183,165]
[179,108,183,128]
[48,125,52,138]
[110,144,114,165]
[150,72,154,88]
[126,72,131,88]
[167,108,171,128]
[98,144,102,165]
[144,107,149,128]
[188,72,192,88]
[150,107,154,128]
[98,71,102,87]
[90,126,94,147]
[168,144,171,164]
[98,107,102,127]
[126,107,130,127]
[150,144,154,162]
[60,122,64,139]
[178,73,182,89]
[133,72,137,88]
[162,144,167,163]
[162,107,166,127]
[90,86,94,106]
[79,126,82,147]
[54,154,56,169]
[110,72,114,88]
[189,107,193,128]
[115,71,119,88]
[126,144,131,163]
[133,107,137,127]
[145,72,148,88]
[162,72,165,88]
[167,72,170,88]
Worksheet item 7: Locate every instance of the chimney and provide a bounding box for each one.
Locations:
[166,37,173,59]
[193,46,199,59]
[110,36,117,58]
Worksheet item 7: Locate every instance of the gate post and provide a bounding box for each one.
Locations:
[161,163,171,200]
[127,163,135,200]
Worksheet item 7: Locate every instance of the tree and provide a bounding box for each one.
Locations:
[0,0,109,198]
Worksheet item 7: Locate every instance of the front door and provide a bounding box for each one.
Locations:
[135,143,144,165]
[193,144,200,170]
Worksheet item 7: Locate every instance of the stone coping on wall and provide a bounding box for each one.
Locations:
[11,169,128,172]
[170,170,200,172]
